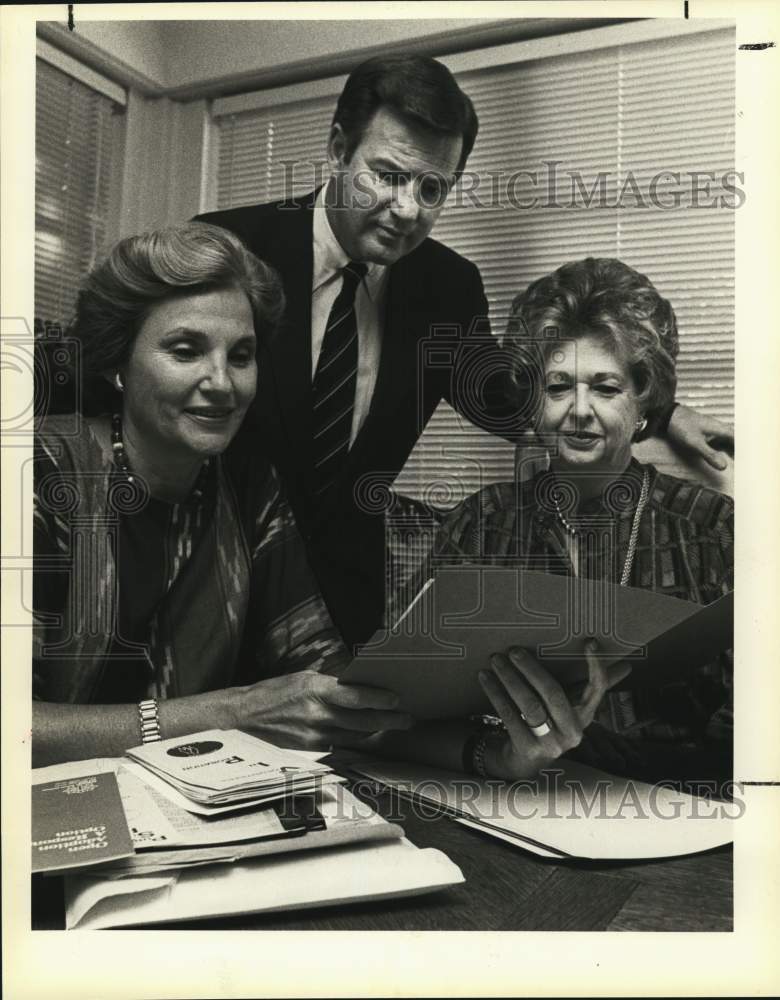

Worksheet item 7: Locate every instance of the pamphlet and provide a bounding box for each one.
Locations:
[32,771,134,873]
[126,729,333,805]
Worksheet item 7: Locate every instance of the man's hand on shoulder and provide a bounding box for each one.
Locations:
[666,403,733,471]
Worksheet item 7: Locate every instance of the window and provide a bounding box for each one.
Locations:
[213,23,735,504]
[35,57,126,323]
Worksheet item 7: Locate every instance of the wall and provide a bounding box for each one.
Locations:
[56,19,169,87]
[160,18,501,88]
[45,17,502,92]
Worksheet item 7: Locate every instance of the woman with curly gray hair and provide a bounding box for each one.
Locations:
[381,259,733,782]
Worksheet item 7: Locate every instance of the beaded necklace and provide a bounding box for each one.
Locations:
[110,413,210,501]
[551,467,650,586]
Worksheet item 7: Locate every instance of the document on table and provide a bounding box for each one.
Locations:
[346,756,734,861]
[101,780,397,875]
[120,757,344,817]
[32,757,405,879]
[32,756,307,859]
[126,729,333,804]
[64,786,464,928]
[341,567,733,719]
[115,767,289,849]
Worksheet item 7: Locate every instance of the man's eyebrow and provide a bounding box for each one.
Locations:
[368,156,452,182]
[369,157,411,175]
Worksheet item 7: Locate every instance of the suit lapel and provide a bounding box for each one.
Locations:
[259,198,316,498]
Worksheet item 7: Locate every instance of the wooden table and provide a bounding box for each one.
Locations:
[32,783,732,932]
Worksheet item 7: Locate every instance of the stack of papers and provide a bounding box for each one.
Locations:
[33,731,467,927]
[104,769,404,876]
[33,756,405,878]
[125,729,337,807]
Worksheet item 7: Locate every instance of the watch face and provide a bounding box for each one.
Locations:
[166,740,224,758]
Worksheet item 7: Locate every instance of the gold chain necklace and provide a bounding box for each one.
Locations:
[552,467,650,586]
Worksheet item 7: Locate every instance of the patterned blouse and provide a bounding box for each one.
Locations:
[425,459,734,740]
[33,417,348,705]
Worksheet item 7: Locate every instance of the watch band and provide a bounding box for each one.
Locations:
[471,734,490,778]
[138,698,161,743]
[462,730,493,777]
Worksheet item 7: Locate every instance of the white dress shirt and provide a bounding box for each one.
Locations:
[311,188,388,447]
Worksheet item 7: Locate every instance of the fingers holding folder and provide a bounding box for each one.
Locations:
[477,641,631,780]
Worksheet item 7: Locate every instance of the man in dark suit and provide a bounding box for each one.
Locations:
[198,55,517,649]
[198,54,730,650]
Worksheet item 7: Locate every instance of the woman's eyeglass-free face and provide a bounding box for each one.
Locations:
[118,285,257,469]
[540,333,641,477]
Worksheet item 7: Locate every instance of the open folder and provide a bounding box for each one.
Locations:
[344,756,734,861]
[340,567,733,719]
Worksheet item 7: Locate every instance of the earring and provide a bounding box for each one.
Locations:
[635,417,647,435]
[114,372,124,392]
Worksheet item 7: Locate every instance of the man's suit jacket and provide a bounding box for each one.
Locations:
[197,193,516,647]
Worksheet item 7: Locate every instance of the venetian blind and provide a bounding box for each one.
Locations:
[35,58,125,323]
[214,26,735,506]
[217,93,335,208]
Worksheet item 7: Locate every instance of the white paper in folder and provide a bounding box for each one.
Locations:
[347,758,734,861]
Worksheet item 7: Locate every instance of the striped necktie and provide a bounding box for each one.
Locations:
[312,261,368,497]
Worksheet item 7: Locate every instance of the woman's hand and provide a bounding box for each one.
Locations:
[226,670,413,751]
[477,642,631,780]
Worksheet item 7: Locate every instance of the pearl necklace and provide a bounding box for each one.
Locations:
[111,413,209,501]
[551,467,650,587]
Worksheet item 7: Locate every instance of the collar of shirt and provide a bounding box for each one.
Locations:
[312,186,386,300]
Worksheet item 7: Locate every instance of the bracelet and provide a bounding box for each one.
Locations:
[462,730,493,777]
[138,698,161,743]
[471,734,490,778]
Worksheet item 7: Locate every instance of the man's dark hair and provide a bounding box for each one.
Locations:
[332,54,479,175]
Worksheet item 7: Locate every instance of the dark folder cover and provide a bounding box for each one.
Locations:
[341,567,733,719]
